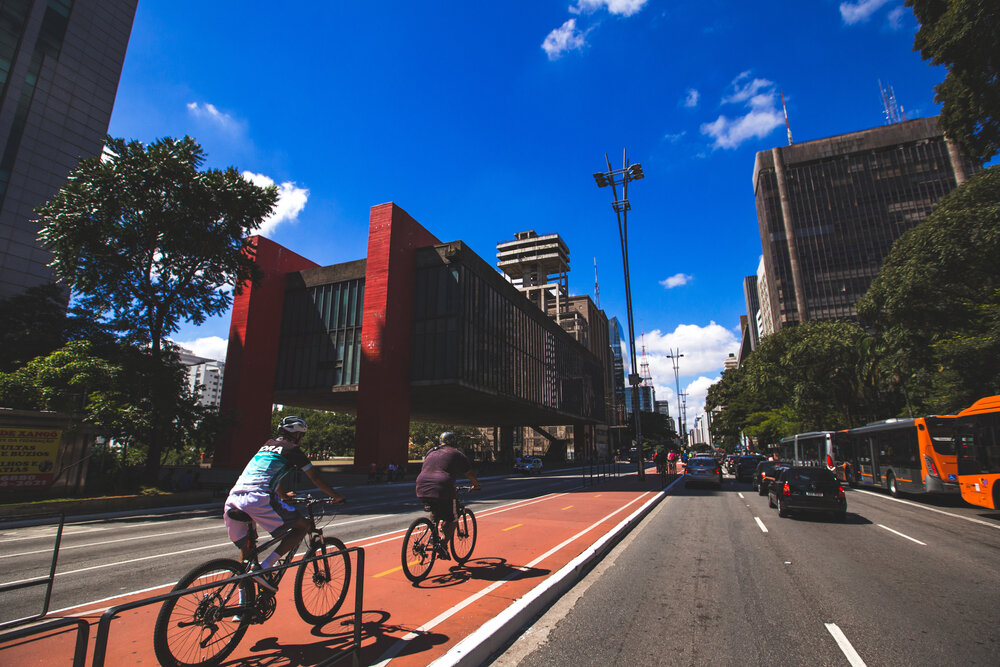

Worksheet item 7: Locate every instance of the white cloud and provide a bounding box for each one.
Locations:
[659,273,693,289]
[186,102,240,132]
[683,88,700,108]
[839,0,892,25]
[700,71,784,149]
[173,336,228,362]
[542,19,586,60]
[663,131,686,143]
[637,322,740,386]
[241,172,309,237]
[887,6,905,29]
[574,0,648,17]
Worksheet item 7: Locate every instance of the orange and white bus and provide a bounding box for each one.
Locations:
[846,416,958,497]
[955,395,1000,510]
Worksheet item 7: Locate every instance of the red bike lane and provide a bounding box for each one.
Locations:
[1,469,670,666]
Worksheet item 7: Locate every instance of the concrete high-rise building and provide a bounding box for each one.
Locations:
[0,0,137,299]
[179,349,225,409]
[753,117,976,331]
[756,255,775,338]
[742,273,760,350]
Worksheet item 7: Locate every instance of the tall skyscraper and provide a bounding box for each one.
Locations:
[753,117,976,331]
[742,273,760,350]
[0,0,137,299]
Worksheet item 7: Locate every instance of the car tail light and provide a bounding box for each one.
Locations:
[782,482,791,496]
[837,486,845,500]
[923,454,939,478]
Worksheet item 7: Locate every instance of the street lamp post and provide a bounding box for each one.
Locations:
[594,149,645,479]
[666,349,684,447]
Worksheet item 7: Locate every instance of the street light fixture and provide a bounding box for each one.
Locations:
[594,149,645,479]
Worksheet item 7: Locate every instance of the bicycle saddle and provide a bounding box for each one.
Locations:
[226,508,252,522]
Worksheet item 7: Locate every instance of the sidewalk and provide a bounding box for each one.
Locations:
[0,468,680,666]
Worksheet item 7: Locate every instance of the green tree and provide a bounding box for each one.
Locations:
[906,0,1000,163]
[858,165,1000,413]
[35,136,278,480]
[271,407,357,458]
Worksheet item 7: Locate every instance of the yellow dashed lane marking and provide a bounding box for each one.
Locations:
[562,505,574,510]
[374,562,417,578]
[503,523,523,532]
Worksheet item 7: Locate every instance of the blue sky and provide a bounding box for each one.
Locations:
[107,0,948,428]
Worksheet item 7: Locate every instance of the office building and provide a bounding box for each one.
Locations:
[753,117,976,331]
[178,348,225,409]
[0,0,137,299]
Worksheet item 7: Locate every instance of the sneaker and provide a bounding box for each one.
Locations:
[436,544,451,561]
[250,567,277,592]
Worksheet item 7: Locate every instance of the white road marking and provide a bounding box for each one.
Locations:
[825,622,867,666]
[853,488,1000,531]
[737,493,745,499]
[877,524,926,546]
[371,492,656,665]
[754,517,768,533]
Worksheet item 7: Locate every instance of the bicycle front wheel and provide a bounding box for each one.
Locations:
[294,536,351,624]
[450,508,477,563]
[153,558,252,667]
[401,518,437,582]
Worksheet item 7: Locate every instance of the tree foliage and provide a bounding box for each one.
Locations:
[271,407,358,459]
[906,0,1000,163]
[858,165,1000,413]
[34,136,277,478]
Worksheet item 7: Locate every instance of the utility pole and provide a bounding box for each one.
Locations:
[666,349,684,446]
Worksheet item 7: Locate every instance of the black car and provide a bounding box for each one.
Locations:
[734,455,766,482]
[753,460,785,495]
[768,466,847,521]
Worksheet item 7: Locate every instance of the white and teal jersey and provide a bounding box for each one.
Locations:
[231,438,313,493]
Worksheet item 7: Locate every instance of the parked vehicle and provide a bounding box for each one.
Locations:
[684,456,722,489]
[768,466,846,521]
[734,455,767,482]
[514,456,543,475]
[753,460,785,495]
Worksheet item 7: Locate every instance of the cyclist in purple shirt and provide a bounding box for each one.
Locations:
[415,432,480,559]
[223,416,345,585]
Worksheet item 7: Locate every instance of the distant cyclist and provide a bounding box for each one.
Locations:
[223,416,345,588]
[415,432,481,560]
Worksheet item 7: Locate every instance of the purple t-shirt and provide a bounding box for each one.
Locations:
[415,446,471,499]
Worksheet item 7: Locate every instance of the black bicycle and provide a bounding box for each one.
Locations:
[401,486,477,583]
[153,496,350,667]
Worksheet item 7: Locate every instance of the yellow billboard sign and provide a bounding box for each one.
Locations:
[0,427,62,488]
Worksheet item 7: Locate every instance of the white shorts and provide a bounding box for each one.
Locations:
[223,489,301,546]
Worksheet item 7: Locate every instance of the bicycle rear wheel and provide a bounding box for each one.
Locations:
[294,536,351,624]
[401,518,437,582]
[450,508,477,563]
[153,558,252,667]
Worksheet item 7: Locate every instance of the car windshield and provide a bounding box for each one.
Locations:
[690,459,715,466]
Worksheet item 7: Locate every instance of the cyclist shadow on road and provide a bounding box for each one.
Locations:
[233,609,449,666]
[409,557,550,589]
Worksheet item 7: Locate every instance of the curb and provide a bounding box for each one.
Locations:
[430,474,682,666]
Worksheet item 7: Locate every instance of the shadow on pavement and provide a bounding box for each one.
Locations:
[410,557,551,589]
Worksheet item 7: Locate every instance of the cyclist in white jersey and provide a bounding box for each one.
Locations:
[223,416,345,582]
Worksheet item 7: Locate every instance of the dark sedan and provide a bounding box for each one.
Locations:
[768,466,847,521]
[752,460,785,495]
[734,455,767,482]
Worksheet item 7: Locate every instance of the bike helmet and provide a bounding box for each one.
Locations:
[279,416,308,433]
[440,432,458,446]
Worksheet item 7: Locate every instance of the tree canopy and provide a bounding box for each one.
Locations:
[33,136,278,479]
[906,0,1000,163]
[858,165,1000,412]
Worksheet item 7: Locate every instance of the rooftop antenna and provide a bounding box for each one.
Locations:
[593,257,600,308]
[879,79,906,125]
[781,91,793,145]
[639,331,653,387]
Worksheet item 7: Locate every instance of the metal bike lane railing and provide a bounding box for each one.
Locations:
[91,545,366,667]
[582,460,621,487]
[0,514,67,632]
